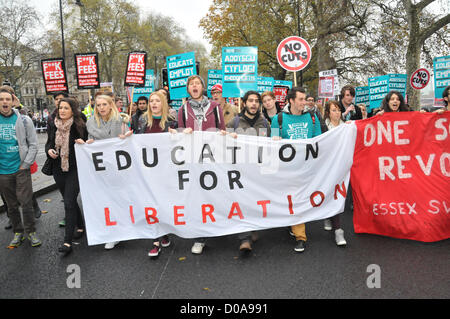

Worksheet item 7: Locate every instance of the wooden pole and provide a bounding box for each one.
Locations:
[293,71,297,87]
[128,87,134,116]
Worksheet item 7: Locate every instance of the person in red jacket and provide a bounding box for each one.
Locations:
[175,75,225,255]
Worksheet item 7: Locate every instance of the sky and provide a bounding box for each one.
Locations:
[27,0,213,52]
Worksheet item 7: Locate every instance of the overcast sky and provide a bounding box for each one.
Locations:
[28,0,213,51]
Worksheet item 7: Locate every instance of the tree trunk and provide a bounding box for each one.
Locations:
[405,3,421,110]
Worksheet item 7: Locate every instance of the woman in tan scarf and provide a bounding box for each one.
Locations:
[45,97,87,255]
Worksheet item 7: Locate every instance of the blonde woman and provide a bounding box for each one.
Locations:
[133,91,177,258]
[135,91,177,134]
[78,94,131,250]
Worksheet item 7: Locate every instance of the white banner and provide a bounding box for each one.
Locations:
[75,125,357,245]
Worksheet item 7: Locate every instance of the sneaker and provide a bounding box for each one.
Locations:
[8,233,25,248]
[104,241,119,250]
[239,240,252,252]
[148,244,161,257]
[160,235,171,248]
[324,219,332,231]
[294,240,306,253]
[335,229,347,246]
[58,219,66,227]
[191,242,205,254]
[28,232,42,247]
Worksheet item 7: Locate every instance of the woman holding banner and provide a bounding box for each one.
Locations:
[322,100,347,246]
[45,98,88,256]
[176,75,225,255]
[375,91,409,115]
[134,91,176,257]
[79,94,132,250]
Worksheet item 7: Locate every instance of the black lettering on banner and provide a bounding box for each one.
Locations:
[178,170,190,190]
[227,146,241,164]
[279,144,296,162]
[200,171,218,190]
[228,170,244,190]
[92,152,105,171]
[116,150,131,170]
[199,144,215,163]
[142,148,158,168]
[305,142,319,161]
[171,146,185,165]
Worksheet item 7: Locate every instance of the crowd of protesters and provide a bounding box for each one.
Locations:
[1,77,448,257]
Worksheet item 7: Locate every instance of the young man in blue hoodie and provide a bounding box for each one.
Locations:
[271,87,321,253]
[0,88,40,248]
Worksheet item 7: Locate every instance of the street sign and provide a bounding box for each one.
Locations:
[410,68,430,90]
[276,36,311,72]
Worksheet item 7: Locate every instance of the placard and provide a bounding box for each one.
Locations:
[74,52,100,89]
[167,52,196,100]
[124,51,147,87]
[222,47,258,98]
[41,58,69,95]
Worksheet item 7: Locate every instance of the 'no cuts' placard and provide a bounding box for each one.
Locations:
[277,36,311,72]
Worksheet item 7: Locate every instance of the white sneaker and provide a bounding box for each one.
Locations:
[324,219,332,231]
[191,242,205,254]
[104,241,120,250]
[335,229,347,246]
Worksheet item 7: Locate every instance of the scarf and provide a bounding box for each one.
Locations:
[188,96,210,129]
[54,117,73,172]
[243,110,261,127]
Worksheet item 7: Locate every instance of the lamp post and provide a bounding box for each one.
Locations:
[59,0,84,60]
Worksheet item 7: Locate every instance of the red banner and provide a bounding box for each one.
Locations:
[124,51,147,87]
[75,52,100,89]
[41,58,69,94]
[352,112,450,242]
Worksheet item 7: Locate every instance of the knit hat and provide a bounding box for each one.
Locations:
[211,84,223,93]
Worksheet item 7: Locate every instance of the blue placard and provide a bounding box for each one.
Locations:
[171,99,183,111]
[355,86,370,110]
[273,80,293,89]
[257,76,274,93]
[132,69,155,102]
[388,74,407,95]
[207,70,222,98]
[222,47,258,98]
[433,55,450,106]
[167,52,196,100]
[369,75,390,110]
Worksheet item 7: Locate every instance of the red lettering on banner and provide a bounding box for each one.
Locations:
[228,202,244,220]
[104,208,117,226]
[287,195,294,214]
[145,207,159,224]
[310,191,325,207]
[174,206,186,225]
[129,205,135,224]
[257,200,271,218]
[334,182,347,200]
[202,204,216,223]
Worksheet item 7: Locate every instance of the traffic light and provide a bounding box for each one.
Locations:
[162,68,168,88]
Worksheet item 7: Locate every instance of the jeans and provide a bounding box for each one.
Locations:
[53,168,84,244]
[0,169,35,234]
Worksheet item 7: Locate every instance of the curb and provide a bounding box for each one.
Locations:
[0,183,58,214]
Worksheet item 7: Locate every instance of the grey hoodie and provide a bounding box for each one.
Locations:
[9,108,38,169]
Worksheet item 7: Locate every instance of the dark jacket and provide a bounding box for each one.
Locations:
[45,118,88,173]
[338,100,362,121]
[226,112,271,137]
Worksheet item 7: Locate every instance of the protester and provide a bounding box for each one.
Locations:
[82,95,131,250]
[132,91,177,257]
[157,87,178,119]
[176,75,225,255]
[0,87,41,248]
[131,96,148,132]
[358,104,368,119]
[210,84,239,126]
[375,91,409,115]
[46,97,88,255]
[271,87,322,253]
[421,85,450,114]
[226,90,270,253]
[338,85,362,121]
[261,91,281,124]
[115,96,124,112]
[322,100,347,246]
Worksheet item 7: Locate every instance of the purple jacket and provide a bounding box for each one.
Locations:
[177,99,226,131]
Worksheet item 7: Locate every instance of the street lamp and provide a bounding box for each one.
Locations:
[59,0,84,60]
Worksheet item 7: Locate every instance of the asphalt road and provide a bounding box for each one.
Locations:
[0,187,448,301]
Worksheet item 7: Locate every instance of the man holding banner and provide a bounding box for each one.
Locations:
[177,75,225,254]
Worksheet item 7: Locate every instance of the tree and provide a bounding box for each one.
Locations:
[0,0,44,89]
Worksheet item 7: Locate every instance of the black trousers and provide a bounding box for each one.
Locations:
[53,168,84,244]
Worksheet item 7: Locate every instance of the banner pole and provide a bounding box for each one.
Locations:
[129,87,134,116]
[293,71,297,87]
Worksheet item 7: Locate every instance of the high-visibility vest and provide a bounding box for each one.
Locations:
[83,104,94,120]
